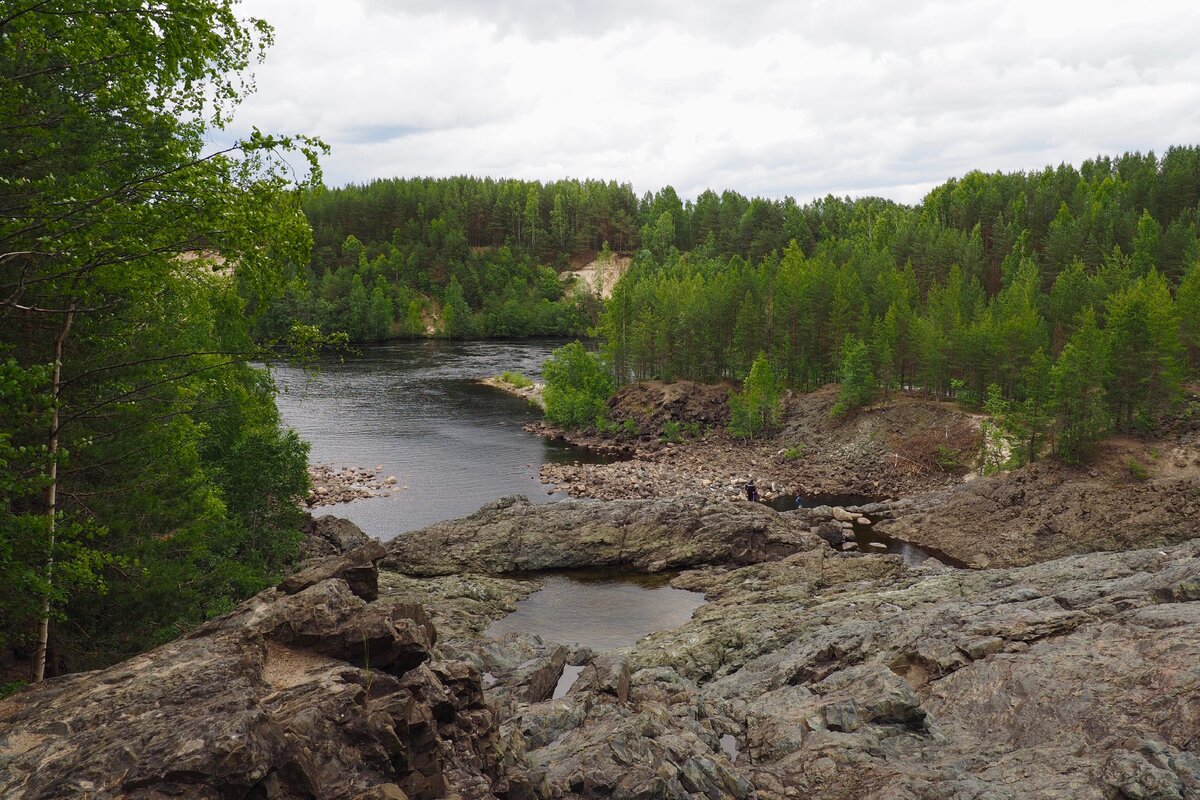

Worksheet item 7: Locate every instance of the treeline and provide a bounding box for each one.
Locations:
[259,176,911,342]
[599,148,1200,461]
[256,177,647,341]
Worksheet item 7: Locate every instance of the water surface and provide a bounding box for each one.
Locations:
[272,339,612,539]
[485,573,707,651]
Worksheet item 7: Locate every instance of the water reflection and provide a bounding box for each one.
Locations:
[271,339,615,540]
[485,573,707,651]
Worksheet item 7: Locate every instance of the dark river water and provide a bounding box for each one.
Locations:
[272,339,610,540]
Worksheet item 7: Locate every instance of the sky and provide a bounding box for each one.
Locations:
[224,0,1200,205]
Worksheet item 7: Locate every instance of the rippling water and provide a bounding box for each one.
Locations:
[272,339,611,540]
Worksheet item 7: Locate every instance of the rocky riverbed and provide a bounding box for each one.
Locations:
[306,463,405,507]
[7,497,1200,799]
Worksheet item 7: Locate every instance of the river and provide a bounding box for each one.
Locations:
[271,339,610,540]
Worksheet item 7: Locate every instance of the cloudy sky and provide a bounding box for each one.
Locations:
[225,0,1200,205]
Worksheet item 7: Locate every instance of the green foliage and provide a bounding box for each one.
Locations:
[934,446,962,471]
[1126,458,1150,482]
[0,680,25,699]
[0,2,319,670]
[499,371,533,389]
[832,335,876,417]
[782,445,805,461]
[729,353,782,438]
[542,342,613,429]
[622,418,640,436]
[591,148,1200,463]
[661,421,683,443]
[1051,310,1111,463]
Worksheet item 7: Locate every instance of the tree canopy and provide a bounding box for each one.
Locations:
[1,1,322,678]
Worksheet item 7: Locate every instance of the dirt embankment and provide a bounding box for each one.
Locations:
[879,423,1200,569]
[539,384,981,503]
[559,252,632,299]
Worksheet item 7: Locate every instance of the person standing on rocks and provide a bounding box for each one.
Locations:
[745,478,759,503]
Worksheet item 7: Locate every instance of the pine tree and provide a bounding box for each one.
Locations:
[832,335,876,416]
[728,352,782,439]
[1051,310,1109,463]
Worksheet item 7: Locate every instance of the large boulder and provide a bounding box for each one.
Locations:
[383,494,818,576]
[0,563,521,799]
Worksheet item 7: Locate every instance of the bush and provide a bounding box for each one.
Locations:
[542,341,613,429]
[782,445,805,460]
[1126,457,1149,482]
[622,418,639,436]
[661,421,682,443]
[499,370,533,389]
[935,445,962,471]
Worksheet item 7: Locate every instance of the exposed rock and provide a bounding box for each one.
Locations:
[383,494,820,577]
[0,551,522,800]
[299,511,372,559]
[282,540,386,599]
[7,487,1200,799]
[877,445,1200,568]
[536,384,980,503]
[306,463,394,508]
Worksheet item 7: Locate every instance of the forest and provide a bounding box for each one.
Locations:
[274,153,1200,466]
[597,149,1200,462]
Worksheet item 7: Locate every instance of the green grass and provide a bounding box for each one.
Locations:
[1126,457,1150,482]
[499,371,533,389]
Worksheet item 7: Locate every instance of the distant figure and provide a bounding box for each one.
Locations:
[795,496,804,509]
[745,479,759,503]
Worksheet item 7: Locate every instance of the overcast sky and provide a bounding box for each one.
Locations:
[224,0,1200,205]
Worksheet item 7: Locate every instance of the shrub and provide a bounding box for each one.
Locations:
[782,445,805,460]
[1126,457,1149,482]
[499,370,533,389]
[661,421,682,443]
[935,445,962,471]
[542,341,613,429]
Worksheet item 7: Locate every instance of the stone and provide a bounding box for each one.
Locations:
[383,495,819,576]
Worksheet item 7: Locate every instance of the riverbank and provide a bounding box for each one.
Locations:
[537,383,981,502]
[477,373,546,409]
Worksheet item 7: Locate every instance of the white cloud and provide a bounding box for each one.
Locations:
[225,0,1200,204]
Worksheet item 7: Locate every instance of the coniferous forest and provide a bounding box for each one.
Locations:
[271,152,1200,467]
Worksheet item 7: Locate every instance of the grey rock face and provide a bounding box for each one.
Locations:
[383,494,818,576]
[299,511,373,558]
[385,498,1200,800]
[0,548,520,800]
[7,493,1200,800]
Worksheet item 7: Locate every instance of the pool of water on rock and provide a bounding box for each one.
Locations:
[766,493,965,568]
[485,571,707,652]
